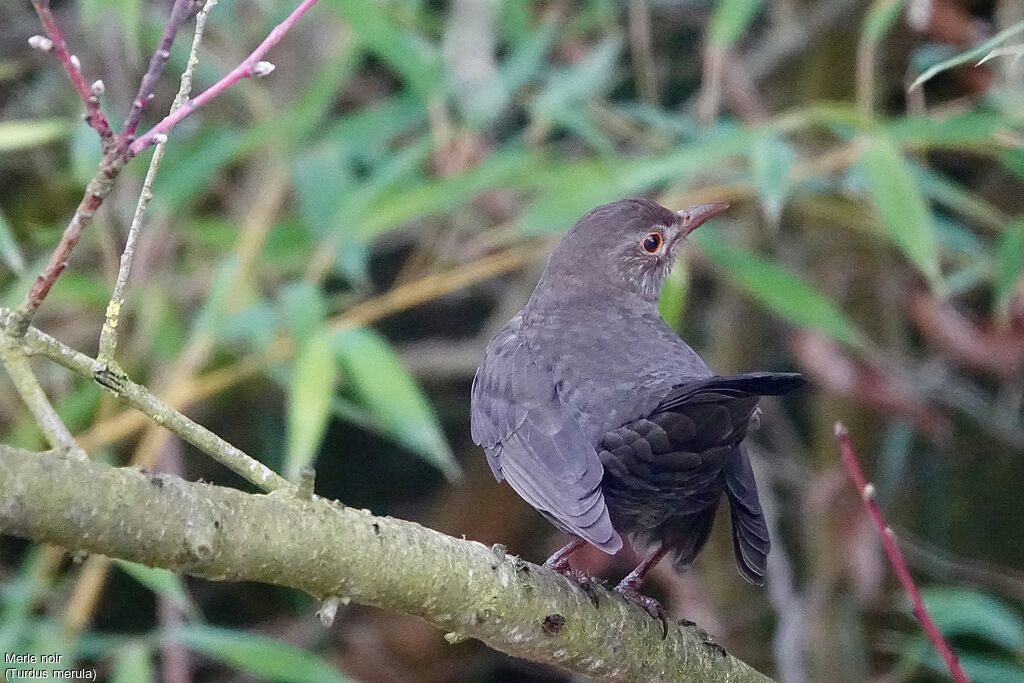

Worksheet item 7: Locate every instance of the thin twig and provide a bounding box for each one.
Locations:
[29,0,116,151]
[2,309,287,492]
[128,0,320,157]
[7,0,316,338]
[7,157,124,339]
[0,338,84,459]
[98,0,219,365]
[834,423,971,683]
[120,0,196,144]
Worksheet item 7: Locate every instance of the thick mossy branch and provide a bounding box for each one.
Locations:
[0,447,771,683]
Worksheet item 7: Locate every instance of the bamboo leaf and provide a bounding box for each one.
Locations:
[708,0,761,48]
[168,625,353,683]
[0,209,25,274]
[750,136,797,223]
[909,20,1024,90]
[286,331,338,481]
[325,0,441,100]
[857,135,942,289]
[334,328,460,480]
[695,231,868,348]
[115,561,198,618]
[863,0,906,44]
[995,221,1024,324]
[0,120,74,152]
[110,642,154,683]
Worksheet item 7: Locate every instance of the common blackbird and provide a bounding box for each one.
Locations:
[470,198,805,627]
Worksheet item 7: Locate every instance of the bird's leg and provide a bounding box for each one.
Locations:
[614,544,671,637]
[543,538,587,573]
[543,538,600,607]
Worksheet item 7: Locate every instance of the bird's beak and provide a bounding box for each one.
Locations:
[675,202,729,236]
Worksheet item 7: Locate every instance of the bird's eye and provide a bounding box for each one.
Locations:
[641,232,664,254]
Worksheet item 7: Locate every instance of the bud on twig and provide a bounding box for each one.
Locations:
[250,60,276,78]
[70,54,81,70]
[90,80,105,97]
[28,35,54,52]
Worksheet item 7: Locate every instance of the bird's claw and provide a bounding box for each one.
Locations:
[616,586,668,638]
[565,569,601,607]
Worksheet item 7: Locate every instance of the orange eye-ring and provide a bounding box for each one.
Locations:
[641,232,664,254]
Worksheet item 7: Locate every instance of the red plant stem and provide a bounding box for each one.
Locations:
[9,0,318,335]
[834,423,971,683]
[7,158,125,339]
[30,0,116,150]
[128,0,320,157]
[120,0,195,142]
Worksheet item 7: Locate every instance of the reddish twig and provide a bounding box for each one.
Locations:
[7,158,125,339]
[128,0,319,157]
[834,423,971,683]
[29,0,116,151]
[120,0,196,144]
[8,0,318,336]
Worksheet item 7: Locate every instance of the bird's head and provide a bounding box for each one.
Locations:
[539,198,729,303]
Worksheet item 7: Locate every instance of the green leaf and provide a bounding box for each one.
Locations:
[977,44,1024,65]
[708,0,761,48]
[110,642,154,683]
[862,0,907,45]
[278,282,327,345]
[912,164,1007,231]
[531,38,622,119]
[0,208,25,274]
[286,330,338,481]
[857,135,942,289]
[886,110,1006,148]
[695,231,868,348]
[901,635,1024,683]
[334,328,460,479]
[918,587,1024,653]
[115,561,198,619]
[168,625,352,683]
[192,256,242,337]
[325,0,441,100]
[995,221,1024,324]
[909,19,1024,90]
[750,135,797,223]
[0,120,74,152]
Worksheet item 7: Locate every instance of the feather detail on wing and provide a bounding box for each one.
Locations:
[471,317,622,553]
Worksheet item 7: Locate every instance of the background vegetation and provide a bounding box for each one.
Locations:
[1,0,1023,681]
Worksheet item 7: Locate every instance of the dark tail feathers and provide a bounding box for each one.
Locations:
[724,446,770,585]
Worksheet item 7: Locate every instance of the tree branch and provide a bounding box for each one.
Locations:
[0,446,772,683]
[834,423,970,683]
[1,308,287,492]
[98,0,220,365]
[119,0,196,144]
[29,0,116,151]
[0,339,83,459]
[128,0,320,157]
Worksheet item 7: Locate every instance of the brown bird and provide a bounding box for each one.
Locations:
[471,198,804,630]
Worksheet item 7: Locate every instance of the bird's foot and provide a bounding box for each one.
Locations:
[615,585,668,638]
[542,539,599,606]
[560,568,601,607]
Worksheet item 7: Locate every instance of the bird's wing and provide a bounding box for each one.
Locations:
[471,320,621,553]
[653,372,805,415]
[606,374,798,581]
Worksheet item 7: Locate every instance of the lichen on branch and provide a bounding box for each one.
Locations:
[0,446,772,683]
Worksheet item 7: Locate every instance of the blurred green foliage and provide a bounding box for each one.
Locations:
[1,0,1023,681]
